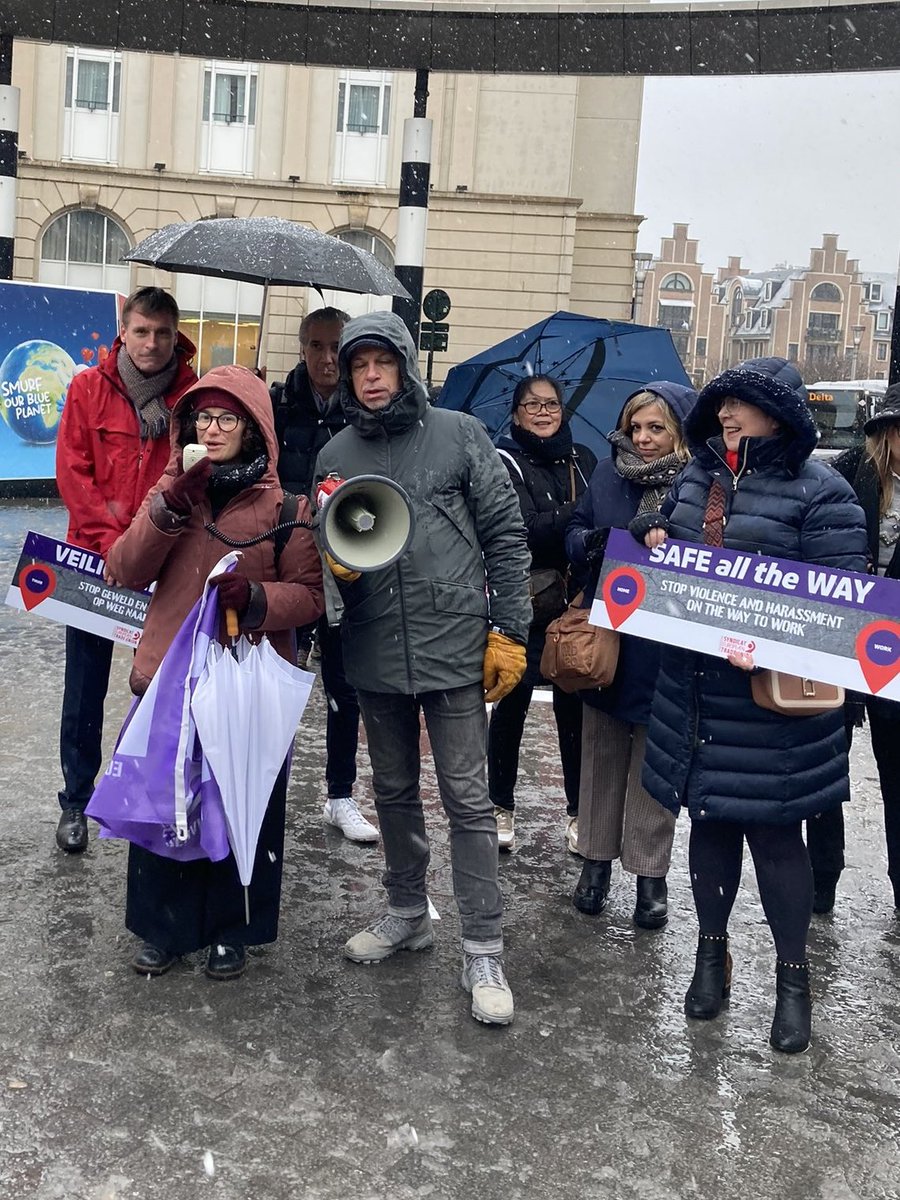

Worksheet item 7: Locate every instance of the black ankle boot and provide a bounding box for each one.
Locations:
[573,860,611,915]
[634,875,668,929]
[812,873,839,915]
[684,934,732,1020]
[770,960,811,1054]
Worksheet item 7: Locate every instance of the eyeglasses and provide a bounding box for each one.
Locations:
[716,398,745,414]
[194,411,245,432]
[519,398,563,416]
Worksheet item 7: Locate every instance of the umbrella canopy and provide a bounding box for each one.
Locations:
[126,216,410,297]
[191,633,315,921]
[437,311,692,462]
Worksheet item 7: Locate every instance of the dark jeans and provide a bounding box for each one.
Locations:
[487,623,582,815]
[866,703,900,906]
[59,625,114,811]
[318,617,360,799]
[357,683,503,952]
[689,818,813,963]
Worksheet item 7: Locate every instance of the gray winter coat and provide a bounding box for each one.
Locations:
[314,311,531,694]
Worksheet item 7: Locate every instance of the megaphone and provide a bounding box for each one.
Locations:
[317,474,416,572]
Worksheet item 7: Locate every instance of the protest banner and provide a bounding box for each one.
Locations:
[594,528,900,700]
[5,530,150,646]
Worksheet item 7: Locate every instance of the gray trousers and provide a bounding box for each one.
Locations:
[357,683,503,955]
[578,706,676,877]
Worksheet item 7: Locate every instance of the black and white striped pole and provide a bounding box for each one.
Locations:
[392,69,431,350]
[0,35,18,280]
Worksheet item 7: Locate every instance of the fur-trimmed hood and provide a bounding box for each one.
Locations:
[688,357,816,473]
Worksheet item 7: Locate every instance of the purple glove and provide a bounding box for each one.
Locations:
[163,456,213,514]
[210,571,252,617]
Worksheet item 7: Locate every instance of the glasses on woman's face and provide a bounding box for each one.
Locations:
[519,397,562,416]
[716,397,745,415]
[195,411,244,432]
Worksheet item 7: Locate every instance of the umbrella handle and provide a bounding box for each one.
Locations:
[225,608,240,639]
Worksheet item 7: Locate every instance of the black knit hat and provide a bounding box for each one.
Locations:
[863,384,900,435]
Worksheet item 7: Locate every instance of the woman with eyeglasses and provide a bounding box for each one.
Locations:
[104,365,324,981]
[830,383,900,915]
[487,375,597,853]
[565,383,696,930]
[635,358,866,1053]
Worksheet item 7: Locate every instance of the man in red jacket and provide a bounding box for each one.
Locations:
[54,286,197,852]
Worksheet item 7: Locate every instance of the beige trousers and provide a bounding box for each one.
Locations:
[578,706,676,877]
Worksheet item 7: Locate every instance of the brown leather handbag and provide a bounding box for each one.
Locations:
[750,671,844,717]
[540,593,619,694]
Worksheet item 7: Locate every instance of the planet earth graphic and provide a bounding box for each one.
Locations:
[0,339,76,444]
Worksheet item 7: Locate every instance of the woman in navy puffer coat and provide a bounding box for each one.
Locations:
[637,357,866,1055]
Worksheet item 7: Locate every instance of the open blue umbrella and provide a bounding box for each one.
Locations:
[437,312,691,461]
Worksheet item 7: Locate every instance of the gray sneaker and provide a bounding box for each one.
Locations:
[343,912,434,964]
[461,954,515,1025]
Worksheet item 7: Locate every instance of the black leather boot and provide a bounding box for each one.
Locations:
[634,876,668,930]
[812,873,839,915]
[56,807,88,853]
[205,943,247,980]
[131,942,177,976]
[573,859,611,915]
[770,960,811,1054]
[684,934,732,1020]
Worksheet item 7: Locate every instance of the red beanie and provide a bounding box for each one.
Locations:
[191,388,248,419]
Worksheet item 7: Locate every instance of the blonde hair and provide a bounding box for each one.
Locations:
[620,391,690,462]
[865,425,898,516]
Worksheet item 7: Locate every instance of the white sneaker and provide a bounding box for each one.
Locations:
[344,912,434,963]
[461,954,515,1025]
[565,815,581,857]
[493,806,516,852]
[323,796,379,843]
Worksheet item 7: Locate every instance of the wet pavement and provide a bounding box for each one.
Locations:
[1,498,899,1200]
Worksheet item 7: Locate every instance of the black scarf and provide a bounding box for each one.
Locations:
[509,420,574,462]
[609,429,684,516]
[207,453,268,518]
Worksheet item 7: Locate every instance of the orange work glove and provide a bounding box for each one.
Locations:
[483,631,527,703]
[325,551,361,584]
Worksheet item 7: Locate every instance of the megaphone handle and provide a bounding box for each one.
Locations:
[225,608,240,639]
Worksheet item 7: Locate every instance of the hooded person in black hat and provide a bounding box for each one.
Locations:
[634,357,867,1054]
[829,382,900,916]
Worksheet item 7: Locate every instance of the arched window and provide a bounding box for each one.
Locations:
[730,287,744,325]
[335,228,394,270]
[40,210,131,292]
[810,282,842,303]
[313,229,396,319]
[660,272,693,292]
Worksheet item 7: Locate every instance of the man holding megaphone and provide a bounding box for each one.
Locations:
[314,312,532,1026]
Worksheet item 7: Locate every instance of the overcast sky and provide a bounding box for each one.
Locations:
[635,71,900,277]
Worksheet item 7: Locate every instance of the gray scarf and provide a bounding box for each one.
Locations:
[609,429,684,516]
[116,348,179,440]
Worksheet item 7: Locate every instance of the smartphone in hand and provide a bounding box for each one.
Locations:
[182,443,209,471]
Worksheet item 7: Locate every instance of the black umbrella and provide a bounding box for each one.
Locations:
[125,216,410,368]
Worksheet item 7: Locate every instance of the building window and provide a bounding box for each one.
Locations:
[660,272,692,292]
[788,343,799,361]
[313,228,395,319]
[865,282,883,303]
[200,62,258,175]
[333,71,392,187]
[810,282,842,303]
[695,337,707,358]
[62,48,122,163]
[40,210,131,292]
[877,343,888,361]
[807,312,841,339]
[876,311,890,331]
[759,309,770,330]
[175,274,264,375]
[730,287,743,325]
